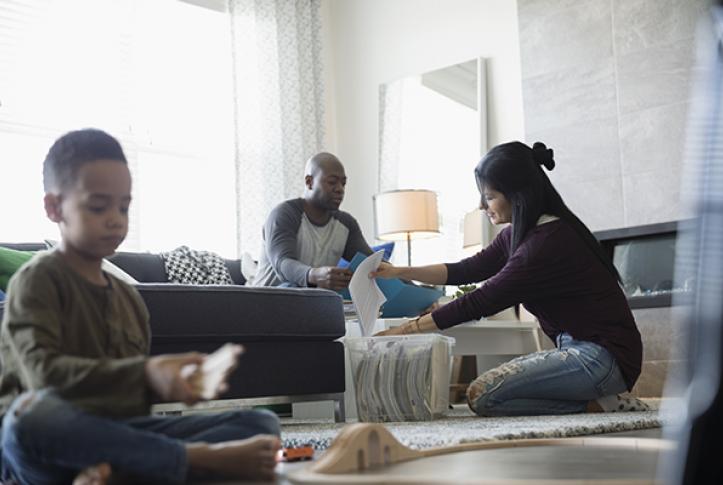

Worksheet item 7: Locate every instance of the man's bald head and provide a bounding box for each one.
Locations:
[304,152,347,212]
[305,152,343,178]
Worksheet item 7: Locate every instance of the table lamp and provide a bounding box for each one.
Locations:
[373,189,440,266]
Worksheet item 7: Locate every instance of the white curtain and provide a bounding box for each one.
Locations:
[378,82,404,193]
[229,0,326,258]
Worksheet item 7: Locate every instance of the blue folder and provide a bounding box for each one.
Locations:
[340,252,443,318]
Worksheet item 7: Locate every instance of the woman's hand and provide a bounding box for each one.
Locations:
[373,318,421,336]
[374,325,406,337]
[373,314,441,336]
[370,262,448,286]
[369,261,402,279]
[420,301,440,315]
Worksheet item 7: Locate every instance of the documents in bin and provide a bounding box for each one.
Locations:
[342,252,443,318]
[346,334,455,422]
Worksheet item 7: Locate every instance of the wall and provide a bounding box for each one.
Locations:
[630,306,688,397]
[518,0,708,231]
[323,0,525,238]
[517,0,708,396]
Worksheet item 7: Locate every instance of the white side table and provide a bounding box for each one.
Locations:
[382,318,543,374]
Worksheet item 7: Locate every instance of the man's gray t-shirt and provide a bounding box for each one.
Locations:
[252,198,373,287]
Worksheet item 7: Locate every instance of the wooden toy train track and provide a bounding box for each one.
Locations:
[288,423,674,484]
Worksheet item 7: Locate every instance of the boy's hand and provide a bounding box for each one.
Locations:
[145,353,205,405]
[369,261,399,279]
[184,343,244,400]
[307,266,352,290]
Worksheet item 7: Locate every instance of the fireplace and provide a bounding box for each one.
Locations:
[594,220,694,309]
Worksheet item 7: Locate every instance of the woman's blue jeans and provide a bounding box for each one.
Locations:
[468,332,628,416]
[0,389,280,484]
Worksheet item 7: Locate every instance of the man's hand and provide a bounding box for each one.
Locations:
[369,261,401,279]
[145,353,205,405]
[307,266,352,290]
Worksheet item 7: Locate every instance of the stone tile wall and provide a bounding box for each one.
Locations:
[630,305,689,397]
[518,0,707,230]
[517,0,708,396]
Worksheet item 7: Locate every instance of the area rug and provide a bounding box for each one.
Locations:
[281,404,671,451]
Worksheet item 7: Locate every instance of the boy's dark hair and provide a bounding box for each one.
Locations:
[475,140,621,282]
[43,128,127,192]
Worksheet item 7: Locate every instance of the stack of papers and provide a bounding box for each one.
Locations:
[347,335,454,422]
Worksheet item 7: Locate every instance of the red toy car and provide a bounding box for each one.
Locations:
[279,445,314,462]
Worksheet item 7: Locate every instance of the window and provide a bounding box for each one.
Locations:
[1,0,237,257]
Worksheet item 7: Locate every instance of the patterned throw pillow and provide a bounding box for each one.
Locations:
[161,246,233,285]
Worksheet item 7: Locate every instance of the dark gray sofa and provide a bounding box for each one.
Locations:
[0,243,346,421]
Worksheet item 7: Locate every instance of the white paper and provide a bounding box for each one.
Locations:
[349,250,387,336]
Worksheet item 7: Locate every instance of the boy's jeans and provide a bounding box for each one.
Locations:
[469,332,628,416]
[0,389,280,485]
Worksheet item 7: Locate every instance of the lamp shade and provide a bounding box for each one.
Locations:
[462,208,483,249]
[373,189,440,241]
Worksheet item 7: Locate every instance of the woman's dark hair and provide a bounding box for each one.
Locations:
[475,141,620,282]
[43,128,127,193]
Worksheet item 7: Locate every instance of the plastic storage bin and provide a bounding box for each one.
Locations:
[345,334,455,422]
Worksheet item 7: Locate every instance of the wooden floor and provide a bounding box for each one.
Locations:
[212,428,666,485]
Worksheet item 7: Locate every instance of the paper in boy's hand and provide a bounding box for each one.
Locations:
[183,343,244,400]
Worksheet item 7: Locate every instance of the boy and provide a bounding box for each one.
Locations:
[0,129,281,484]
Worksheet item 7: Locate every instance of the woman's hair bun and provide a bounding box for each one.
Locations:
[532,142,555,171]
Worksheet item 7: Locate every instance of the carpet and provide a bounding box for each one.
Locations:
[281,404,671,451]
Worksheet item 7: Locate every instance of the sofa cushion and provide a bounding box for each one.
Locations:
[224,259,245,285]
[108,251,245,285]
[108,252,168,282]
[152,340,344,398]
[137,284,345,341]
[0,246,36,291]
[101,259,139,285]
